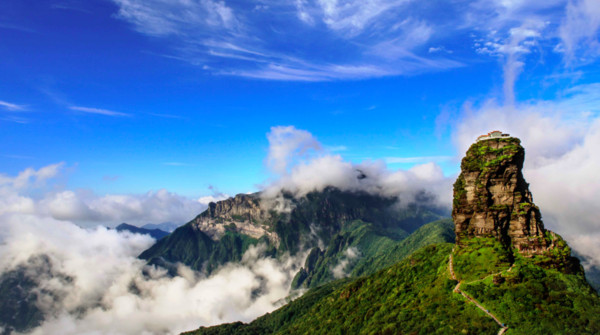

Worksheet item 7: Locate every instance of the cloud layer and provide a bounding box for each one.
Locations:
[0,163,206,227]
[261,126,451,208]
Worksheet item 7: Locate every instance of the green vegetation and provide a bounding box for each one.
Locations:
[185,244,499,335]
[139,225,270,274]
[350,219,455,278]
[460,249,600,334]
[231,214,246,222]
[489,204,509,211]
[291,219,406,288]
[453,177,466,207]
[461,138,522,172]
[453,237,513,282]
[293,219,455,289]
[531,234,580,273]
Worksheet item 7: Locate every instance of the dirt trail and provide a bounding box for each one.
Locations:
[448,247,509,335]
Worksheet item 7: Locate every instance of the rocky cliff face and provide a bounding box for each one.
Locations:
[452,136,551,255]
[192,193,279,244]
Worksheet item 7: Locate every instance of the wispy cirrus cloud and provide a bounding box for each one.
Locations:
[295,0,411,36]
[112,0,238,36]
[0,100,26,111]
[108,0,600,82]
[0,100,29,123]
[109,0,462,81]
[69,106,130,117]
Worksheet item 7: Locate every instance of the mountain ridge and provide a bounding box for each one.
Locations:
[139,187,446,278]
[116,223,170,240]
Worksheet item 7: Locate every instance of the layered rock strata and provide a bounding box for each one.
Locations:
[192,193,280,244]
[452,136,551,255]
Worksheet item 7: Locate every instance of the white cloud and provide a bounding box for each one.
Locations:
[109,0,461,81]
[305,0,411,36]
[46,189,206,227]
[69,106,130,117]
[266,126,322,175]
[0,162,63,191]
[0,214,305,334]
[331,246,360,279]
[106,0,600,81]
[367,20,433,60]
[570,234,600,269]
[197,194,230,206]
[112,0,239,36]
[0,164,206,227]
[471,18,547,105]
[559,0,600,63]
[0,100,26,111]
[385,156,453,164]
[428,46,453,54]
[262,127,451,207]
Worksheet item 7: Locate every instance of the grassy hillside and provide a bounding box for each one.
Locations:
[185,244,498,335]
[350,218,455,278]
[185,239,600,335]
[293,218,455,289]
[455,238,600,334]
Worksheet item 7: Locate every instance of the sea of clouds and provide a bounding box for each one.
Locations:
[0,212,306,335]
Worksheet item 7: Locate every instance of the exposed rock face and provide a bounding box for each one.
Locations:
[452,137,551,255]
[192,193,279,244]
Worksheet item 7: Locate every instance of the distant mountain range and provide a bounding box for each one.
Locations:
[141,222,180,232]
[116,223,170,240]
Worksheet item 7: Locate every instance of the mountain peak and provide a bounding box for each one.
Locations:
[452,134,580,270]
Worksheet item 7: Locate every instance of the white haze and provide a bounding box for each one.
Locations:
[331,247,361,279]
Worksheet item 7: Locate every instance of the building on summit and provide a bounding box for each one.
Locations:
[476,130,511,142]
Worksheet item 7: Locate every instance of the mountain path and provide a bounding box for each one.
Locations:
[448,246,510,335]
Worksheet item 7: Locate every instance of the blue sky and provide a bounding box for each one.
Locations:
[1,0,599,202]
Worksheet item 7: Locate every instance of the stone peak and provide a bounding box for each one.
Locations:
[452,136,549,255]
